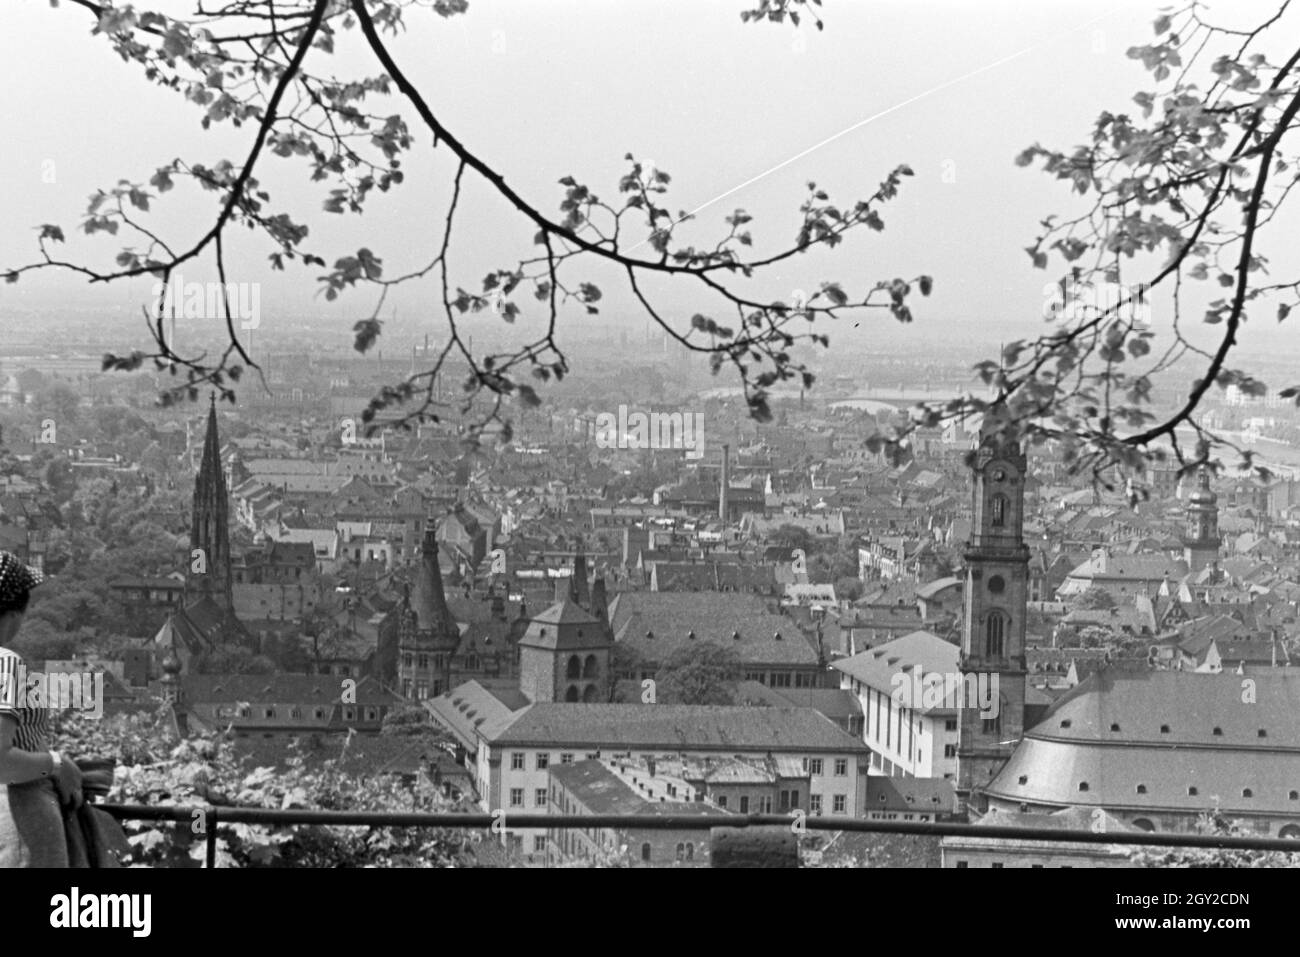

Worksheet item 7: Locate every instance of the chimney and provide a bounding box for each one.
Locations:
[719,444,731,522]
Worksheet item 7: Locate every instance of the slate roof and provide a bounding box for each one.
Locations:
[987,670,1300,816]
[866,775,957,815]
[181,673,401,706]
[831,630,959,708]
[608,592,817,666]
[490,704,870,754]
[425,679,529,744]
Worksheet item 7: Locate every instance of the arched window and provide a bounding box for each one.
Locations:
[583,654,599,679]
[986,611,1007,658]
[676,842,685,861]
[582,684,599,703]
[1131,818,1155,832]
[990,494,1008,528]
[982,712,1001,737]
[565,685,580,703]
[685,843,695,861]
[641,842,652,861]
[566,655,581,679]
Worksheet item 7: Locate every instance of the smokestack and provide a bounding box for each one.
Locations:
[719,444,731,522]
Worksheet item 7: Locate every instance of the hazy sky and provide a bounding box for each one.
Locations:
[2,0,1297,362]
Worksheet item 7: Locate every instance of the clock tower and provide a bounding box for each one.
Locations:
[956,409,1029,816]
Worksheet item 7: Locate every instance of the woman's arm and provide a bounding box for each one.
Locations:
[0,713,59,784]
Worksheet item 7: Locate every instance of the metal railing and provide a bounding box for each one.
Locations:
[96,803,1300,867]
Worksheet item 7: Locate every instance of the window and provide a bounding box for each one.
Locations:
[739,796,749,814]
[834,759,848,776]
[810,795,822,815]
[1212,727,1223,736]
[641,843,652,862]
[944,719,958,732]
[944,744,957,759]
[535,789,548,807]
[685,843,695,861]
[982,713,1001,737]
[417,654,428,669]
[991,862,1004,869]
[1242,788,1253,798]
[833,795,846,814]
[1078,782,1089,792]
[561,753,574,765]
[536,753,550,771]
[511,753,525,770]
[509,788,524,807]
[343,708,356,721]
[955,861,968,868]
[264,708,276,718]
[717,796,728,809]
[533,836,546,853]
[1136,784,1147,794]
[990,494,1008,527]
[676,843,685,862]
[985,611,1006,658]
[809,758,824,775]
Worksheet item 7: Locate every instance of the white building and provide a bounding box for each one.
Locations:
[832,630,965,780]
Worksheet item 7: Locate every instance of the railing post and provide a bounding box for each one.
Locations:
[710,825,799,868]
[206,806,218,869]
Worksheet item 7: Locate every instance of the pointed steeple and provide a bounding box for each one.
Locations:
[188,393,232,610]
[569,540,590,610]
[413,527,457,638]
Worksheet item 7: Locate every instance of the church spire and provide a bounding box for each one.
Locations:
[569,539,590,610]
[187,392,232,610]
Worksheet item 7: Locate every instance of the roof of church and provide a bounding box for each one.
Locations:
[986,670,1300,815]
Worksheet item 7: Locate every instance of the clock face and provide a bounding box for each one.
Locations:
[991,467,1006,482]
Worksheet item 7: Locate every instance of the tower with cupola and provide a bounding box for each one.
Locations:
[1183,468,1221,573]
[956,408,1029,815]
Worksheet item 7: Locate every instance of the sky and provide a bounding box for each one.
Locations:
[1,0,1297,361]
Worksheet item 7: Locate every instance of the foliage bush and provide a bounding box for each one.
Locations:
[51,708,484,867]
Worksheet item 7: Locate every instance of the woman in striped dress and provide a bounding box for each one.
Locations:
[0,551,83,867]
